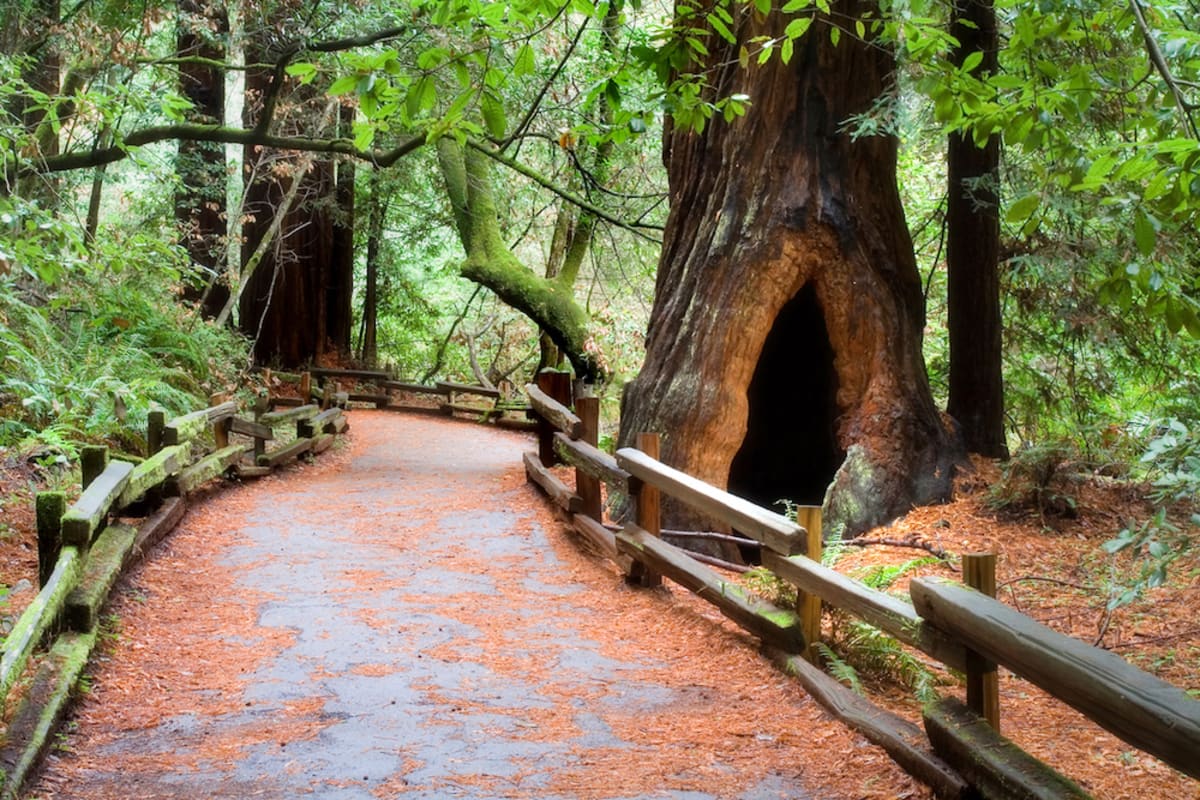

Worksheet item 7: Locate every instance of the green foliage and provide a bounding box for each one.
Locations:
[0,222,251,460]
[986,441,1081,521]
[822,556,944,702]
[1103,418,1200,609]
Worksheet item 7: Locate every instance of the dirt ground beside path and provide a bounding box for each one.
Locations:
[26,411,925,800]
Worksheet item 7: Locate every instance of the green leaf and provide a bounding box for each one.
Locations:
[753,0,771,15]
[481,92,507,138]
[829,26,840,46]
[961,50,983,73]
[285,63,317,83]
[781,36,794,63]
[708,13,736,43]
[514,44,536,77]
[1134,210,1157,257]
[785,17,812,39]
[329,75,359,96]
[1006,193,1040,224]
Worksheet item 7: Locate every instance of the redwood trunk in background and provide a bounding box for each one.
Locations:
[238,67,354,367]
[620,4,963,538]
[176,0,229,318]
[946,0,1008,459]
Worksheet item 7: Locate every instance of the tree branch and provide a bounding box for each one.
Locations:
[466,138,664,242]
[1129,0,1199,138]
[5,125,426,179]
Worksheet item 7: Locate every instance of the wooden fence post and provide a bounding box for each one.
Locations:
[963,552,1000,730]
[81,445,108,490]
[210,392,230,448]
[147,410,165,457]
[299,371,312,404]
[535,369,572,466]
[575,396,603,521]
[35,491,66,588]
[794,505,823,661]
[627,432,663,588]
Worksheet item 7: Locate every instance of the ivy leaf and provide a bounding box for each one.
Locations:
[285,62,317,83]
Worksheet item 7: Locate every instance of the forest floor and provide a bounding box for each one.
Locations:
[0,412,1196,799]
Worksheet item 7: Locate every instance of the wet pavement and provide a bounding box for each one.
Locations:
[30,413,817,799]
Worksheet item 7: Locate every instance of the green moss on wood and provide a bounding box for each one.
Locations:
[0,629,98,800]
[64,523,138,633]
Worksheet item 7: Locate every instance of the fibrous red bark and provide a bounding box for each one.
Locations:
[620,2,963,537]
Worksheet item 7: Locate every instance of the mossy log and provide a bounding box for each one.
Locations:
[311,433,336,455]
[0,629,98,800]
[116,444,188,509]
[64,522,137,632]
[762,551,969,673]
[523,451,583,513]
[163,400,238,446]
[235,464,274,478]
[168,443,251,495]
[924,697,1092,800]
[348,392,390,407]
[767,649,973,799]
[616,524,805,651]
[911,577,1200,777]
[61,460,134,548]
[0,547,83,704]
[616,448,804,556]
[259,404,320,428]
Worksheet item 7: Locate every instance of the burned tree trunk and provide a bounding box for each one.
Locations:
[620,4,963,538]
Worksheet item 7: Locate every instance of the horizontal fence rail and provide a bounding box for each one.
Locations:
[518,368,1200,799]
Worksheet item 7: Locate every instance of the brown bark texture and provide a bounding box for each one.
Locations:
[620,1,963,538]
[238,67,354,367]
[946,0,1008,458]
[176,0,230,318]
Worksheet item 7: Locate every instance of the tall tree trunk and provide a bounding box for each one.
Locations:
[12,0,61,201]
[176,0,229,318]
[620,3,963,538]
[324,104,356,358]
[238,56,348,366]
[946,0,1008,458]
[359,168,385,366]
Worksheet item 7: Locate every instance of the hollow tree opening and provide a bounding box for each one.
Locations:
[728,284,843,514]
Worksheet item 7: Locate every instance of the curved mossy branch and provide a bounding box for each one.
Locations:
[436,139,606,382]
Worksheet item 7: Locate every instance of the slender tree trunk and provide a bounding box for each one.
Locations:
[946,0,1008,458]
[325,104,357,358]
[359,169,385,366]
[13,0,60,200]
[620,3,963,538]
[176,0,229,318]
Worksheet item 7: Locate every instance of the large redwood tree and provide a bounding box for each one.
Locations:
[620,2,963,537]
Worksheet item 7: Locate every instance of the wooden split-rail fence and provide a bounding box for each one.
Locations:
[264,367,536,431]
[0,392,350,799]
[521,369,1200,800]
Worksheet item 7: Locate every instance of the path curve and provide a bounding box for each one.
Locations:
[29,412,923,799]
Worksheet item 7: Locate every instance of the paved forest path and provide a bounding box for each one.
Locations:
[29,413,921,800]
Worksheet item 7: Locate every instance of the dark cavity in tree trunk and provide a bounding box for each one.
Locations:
[728,283,843,513]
